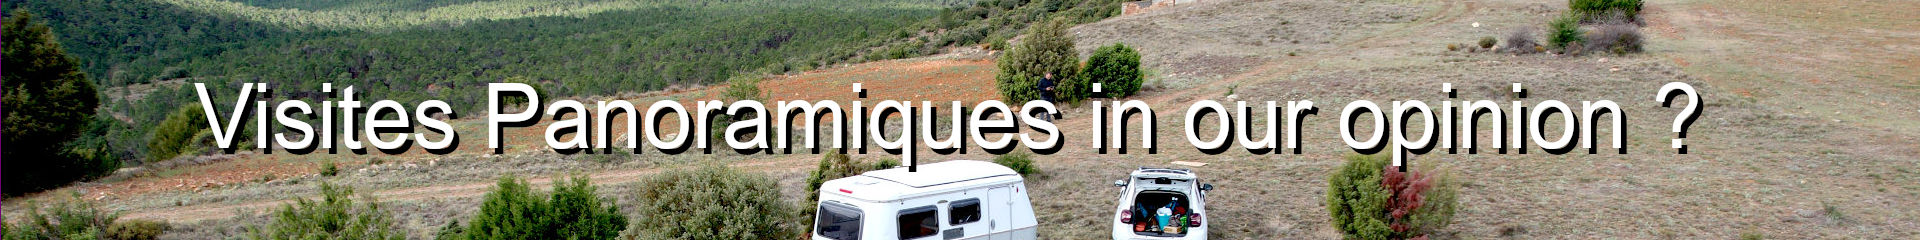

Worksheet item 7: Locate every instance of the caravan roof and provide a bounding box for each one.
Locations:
[821,160,1022,202]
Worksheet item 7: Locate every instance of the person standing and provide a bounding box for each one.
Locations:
[1036,72,1057,122]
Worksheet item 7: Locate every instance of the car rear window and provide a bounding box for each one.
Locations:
[897,206,939,239]
[816,201,862,240]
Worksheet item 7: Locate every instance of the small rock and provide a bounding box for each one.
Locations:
[1472,22,1481,28]
[1610,67,1621,72]
[1598,58,1609,63]
[1796,209,1821,218]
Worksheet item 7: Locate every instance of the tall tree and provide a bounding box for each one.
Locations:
[4,10,106,195]
[995,19,1080,103]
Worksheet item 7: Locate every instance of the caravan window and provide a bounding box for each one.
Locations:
[816,202,862,240]
[896,206,939,239]
[949,198,981,225]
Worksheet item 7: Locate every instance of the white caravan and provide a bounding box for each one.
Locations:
[813,160,1039,240]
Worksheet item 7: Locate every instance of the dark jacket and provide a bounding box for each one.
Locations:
[1036,76,1056,100]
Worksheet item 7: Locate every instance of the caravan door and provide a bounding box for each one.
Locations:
[987,185,1014,240]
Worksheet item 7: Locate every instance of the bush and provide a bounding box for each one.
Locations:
[630,165,800,240]
[4,11,110,195]
[1081,43,1145,98]
[1326,154,1392,239]
[1569,0,1643,21]
[459,175,627,240]
[1584,23,1643,55]
[148,105,209,161]
[995,19,1081,103]
[711,75,767,143]
[1478,37,1498,49]
[1547,15,1585,52]
[805,150,898,207]
[991,152,1037,176]
[251,182,404,240]
[1326,154,1458,239]
[319,160,340,177]
[104,219,170,240]
[3,199,120,240]
[1503,27,1543,54]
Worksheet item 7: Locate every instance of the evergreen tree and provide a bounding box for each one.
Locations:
[995,19,1080,103]
[148,105,208,161]
[1081,43,1144,98]
[3,10,107,195]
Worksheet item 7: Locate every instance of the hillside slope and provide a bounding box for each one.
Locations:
[5,0,1917,239]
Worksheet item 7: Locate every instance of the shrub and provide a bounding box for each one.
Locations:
[1584,23,1643,55]
[995,19,1080,103]
[1326,154,1392,239]
[460,175,627,240]
[801,152,901,217]
[148,105,208,161]
[806,151,895,206]
[319,160,340,177]
[1547,15,1585,51]
[1504,27,1542,54]
[630,165,800,240]
[991,152,1037,176]
[713,75,767,141]
[1326,154,1458,239]
[1478,37,1498,49]
[1569,0,1643,21]
[1082,43,1145,98]
[104,219,170,240]
[251,182,404,240]
[3,199,120,240]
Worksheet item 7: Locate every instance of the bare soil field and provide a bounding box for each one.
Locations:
[7,0,1918,239]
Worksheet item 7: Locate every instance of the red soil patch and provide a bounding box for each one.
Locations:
[762,59,999,103]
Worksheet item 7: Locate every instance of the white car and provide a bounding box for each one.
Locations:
[1111,167,1212,240]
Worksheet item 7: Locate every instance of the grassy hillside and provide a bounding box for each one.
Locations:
[1,0,1125,164]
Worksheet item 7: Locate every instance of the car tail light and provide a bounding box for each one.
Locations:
[1119,209,1132,224]
[1188,213,1203,227]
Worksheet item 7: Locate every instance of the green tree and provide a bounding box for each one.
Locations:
[147,105,208,161]
[3,10,107,195]
[995,19,1081,103]
[1080,43,1144,98]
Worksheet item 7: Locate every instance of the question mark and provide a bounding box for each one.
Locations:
[1656,82,1701,154]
